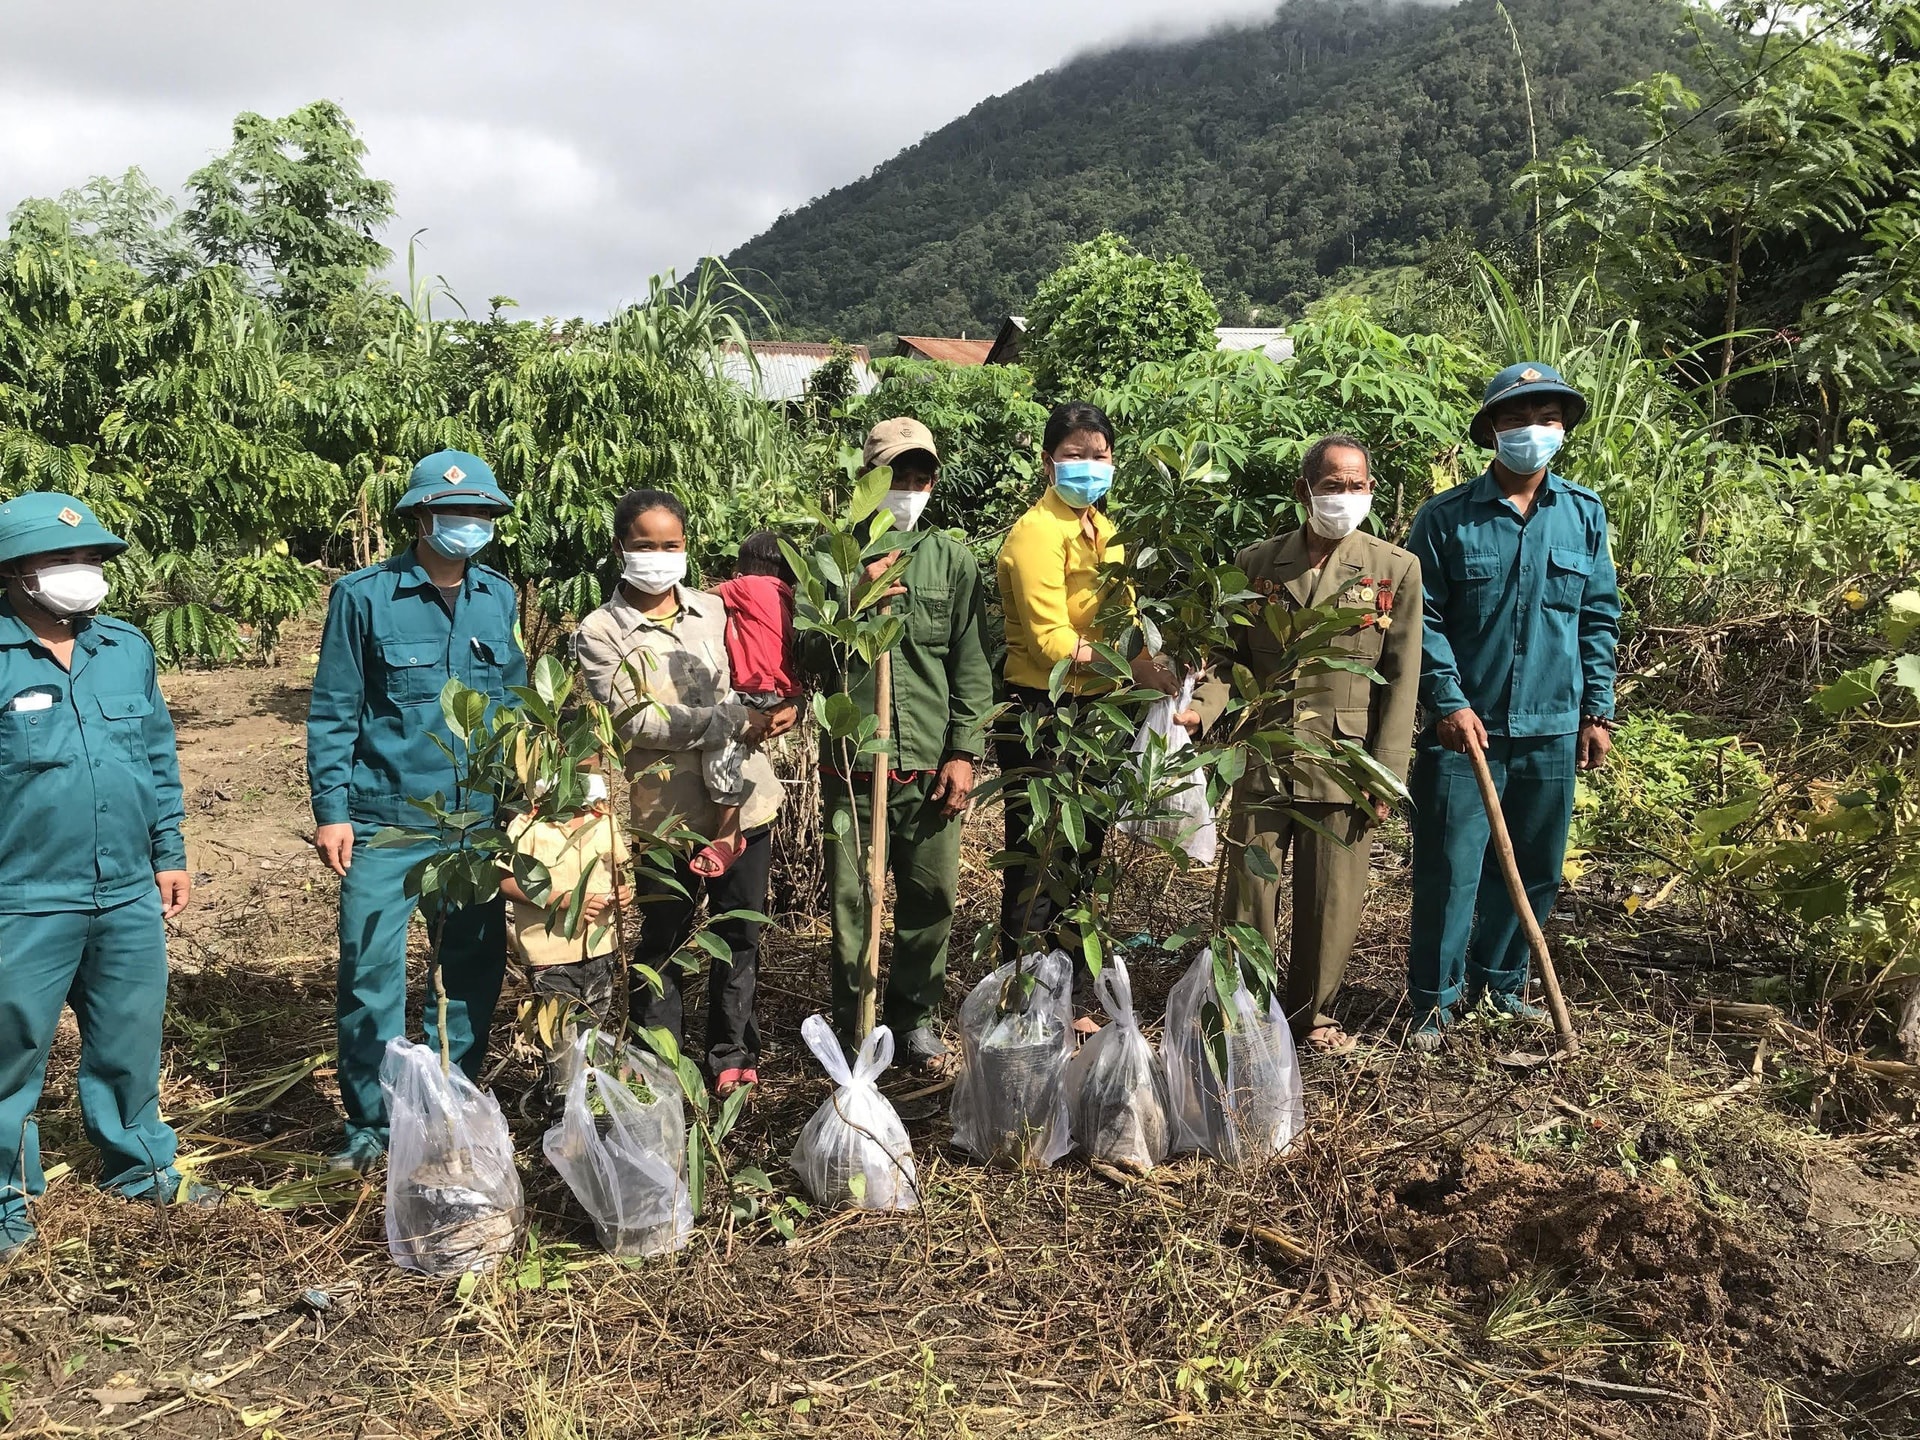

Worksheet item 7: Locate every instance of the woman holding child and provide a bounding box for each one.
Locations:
[574,488,797,1095]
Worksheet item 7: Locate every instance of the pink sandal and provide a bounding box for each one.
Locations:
[690,835,747,879]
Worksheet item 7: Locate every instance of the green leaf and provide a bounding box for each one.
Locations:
[1885,590,1920,648]
[1242,842,1279,884]
[691,929,733,964]
[1812,660,1887,715]
[849,463,891,524]
[1891,653,1920,708]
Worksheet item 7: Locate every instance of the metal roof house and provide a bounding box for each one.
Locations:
[894,336,994,365]
[982,318,1292,367]
[719,341,877,403]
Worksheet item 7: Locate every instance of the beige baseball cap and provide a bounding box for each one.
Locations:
[863,417,939,471]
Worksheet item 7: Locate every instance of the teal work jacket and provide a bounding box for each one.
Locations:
[1406,469,1620,737]
[306,550,526,828]
[0,600,186,912]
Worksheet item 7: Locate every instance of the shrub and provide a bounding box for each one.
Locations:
[1573,711,1771,876]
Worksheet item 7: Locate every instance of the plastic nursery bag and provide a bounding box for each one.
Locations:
[543,1029,693,1257]
[1062,953,1173,1171]
[951,949,1075,1168]
[790,1016,918,1211]
[1160,950,1305,1166]
[1114,673,1217,865]
[382,1037,524,1277]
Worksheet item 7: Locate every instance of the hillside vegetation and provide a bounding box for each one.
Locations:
[722,0,1702,340]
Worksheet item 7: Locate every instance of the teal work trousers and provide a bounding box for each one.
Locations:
[336,829,507,1150]
[0,890,178,1241]
[1407,732,1577,1013]
[823,771,964,1043]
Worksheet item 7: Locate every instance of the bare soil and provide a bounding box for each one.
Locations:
[2,628,1917,1438]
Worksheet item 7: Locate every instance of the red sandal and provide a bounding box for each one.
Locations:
[690,834,747,879]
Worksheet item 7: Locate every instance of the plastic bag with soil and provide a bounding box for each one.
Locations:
[1160,950,1304,1166]
[542,1028,693,1257]
[950,949,1074,1168]
[382,1037,524,1277]
[1062,953,1172,1171]
[790,1016,918,1210]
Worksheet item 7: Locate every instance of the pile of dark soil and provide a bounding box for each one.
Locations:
[1360,1144,1772,1332]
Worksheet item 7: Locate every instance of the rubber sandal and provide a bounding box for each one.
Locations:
[690,835,747,879]
[714,1067,746,1097]
[1305,1024,1358,1056]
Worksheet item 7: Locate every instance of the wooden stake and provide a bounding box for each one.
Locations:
[859,649,892,1042]
[1465,736,1579,1055]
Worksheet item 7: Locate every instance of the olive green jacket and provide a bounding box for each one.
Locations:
[1198,528,1423,805]
[801,528,994,773]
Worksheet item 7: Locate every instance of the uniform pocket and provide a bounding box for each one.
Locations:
[96,692,153,764]
[381,640,447,707]
[1446,548,1504,622]
[1334,707,1372,740]
[1546,547,1594,610]
[910,585,953,652]
[467,636,512,700]
[0,706,60,772]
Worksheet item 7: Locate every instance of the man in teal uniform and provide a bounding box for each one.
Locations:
[307,450,525,1169]
[0,493,212,1259]
[1404,364,1620,1050]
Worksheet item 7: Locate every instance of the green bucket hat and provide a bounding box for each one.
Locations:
[394,449,512,514]
[1469,362,1588,448]
[0,492,128,567]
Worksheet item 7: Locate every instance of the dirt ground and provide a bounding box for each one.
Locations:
[2,632,1917,1440]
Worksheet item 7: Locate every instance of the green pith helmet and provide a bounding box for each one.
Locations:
[394,450,512,514]
[1469,362,1588,448]
[0,492,128,566]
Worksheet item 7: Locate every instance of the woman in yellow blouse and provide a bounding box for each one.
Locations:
[994,402,1186,971]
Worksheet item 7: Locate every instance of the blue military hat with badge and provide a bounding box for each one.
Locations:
[0,492,128,566]
[395,449,513,515]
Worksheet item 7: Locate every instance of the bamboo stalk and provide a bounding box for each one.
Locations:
[859,649,892,1041]
[1465,736,1579,1055]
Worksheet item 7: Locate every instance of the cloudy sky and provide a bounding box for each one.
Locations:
[1,0,1280,319]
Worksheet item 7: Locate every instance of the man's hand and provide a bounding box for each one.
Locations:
[315,823,355,877]
[1435,708,1489,756]
[1130,649,1178,695]
[1577,720,1613,771]
[930,757,975,818]
[764,702,800,740]
[1173,708,1203,737]
[863,550,908,602]
[156,870,192,920]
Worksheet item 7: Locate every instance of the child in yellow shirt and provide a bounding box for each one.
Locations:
[498,762,631,1118]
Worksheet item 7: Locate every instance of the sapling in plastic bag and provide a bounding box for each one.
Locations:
[1114,673,1217,865]
[1160,950,1304,1166]
[1062,953,1172,1171]
[382,1037,524,1277]
[543,1028,692,1257]
[951,949,1074,1168]
[790,1015,918,1210]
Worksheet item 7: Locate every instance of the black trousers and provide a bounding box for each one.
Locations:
[631,826,771,1080]
[994,685,1112,968]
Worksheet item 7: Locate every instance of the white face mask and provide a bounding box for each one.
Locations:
[1306,491,1372,541]
[27,562,112,617]
[879,488,931,532]
[621,550,688,595]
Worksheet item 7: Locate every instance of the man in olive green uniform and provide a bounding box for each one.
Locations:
[1209,436,1422,1055]
[307,450,526,1169]
[0,493,214,1258]
[804,419,994,1075]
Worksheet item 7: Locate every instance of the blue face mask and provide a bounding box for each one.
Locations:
[1052,459,1115,509]
[425,515,495,560]
[1493,424,1565,475]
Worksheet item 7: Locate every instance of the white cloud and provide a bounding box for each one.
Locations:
[0,0,1285,318]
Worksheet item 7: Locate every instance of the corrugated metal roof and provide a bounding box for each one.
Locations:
[895,336,994,365]
[718,342,877,403]
[1214,327,1295,361]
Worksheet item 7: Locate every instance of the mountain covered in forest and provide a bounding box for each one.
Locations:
[723,0,1702,341]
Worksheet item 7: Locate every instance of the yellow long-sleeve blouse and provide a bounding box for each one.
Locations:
[995,488,1126,692]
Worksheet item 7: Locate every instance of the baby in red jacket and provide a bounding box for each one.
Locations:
[696,531,800,877]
